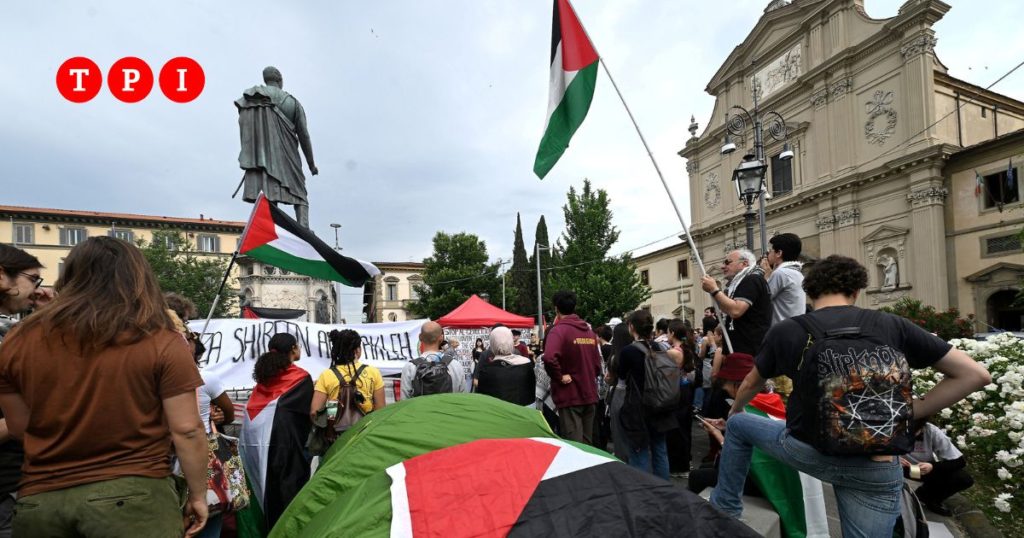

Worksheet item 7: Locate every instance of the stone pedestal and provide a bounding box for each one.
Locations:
[236,256,338,322]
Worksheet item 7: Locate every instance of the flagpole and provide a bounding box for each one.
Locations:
[201,251,238,336]
[565,0,732,350]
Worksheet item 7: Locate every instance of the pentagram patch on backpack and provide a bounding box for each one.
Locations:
[791,310,914,456]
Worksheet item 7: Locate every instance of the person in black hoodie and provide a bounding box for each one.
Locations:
[617,310,683,480]
[476,327,536,406]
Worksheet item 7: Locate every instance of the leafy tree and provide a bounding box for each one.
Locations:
[880,297,974,341]
[409,232,501,320]
[545,180,650,325]
[139,230,234,318]
[508,213,533,315]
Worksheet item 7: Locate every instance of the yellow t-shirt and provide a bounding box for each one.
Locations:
[313,361,384,415]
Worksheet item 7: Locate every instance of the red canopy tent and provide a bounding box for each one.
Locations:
[437,294,535,328]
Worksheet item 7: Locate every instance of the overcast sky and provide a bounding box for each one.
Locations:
[3,1,1022,317]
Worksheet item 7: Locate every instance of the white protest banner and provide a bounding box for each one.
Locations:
[189,318,426,390]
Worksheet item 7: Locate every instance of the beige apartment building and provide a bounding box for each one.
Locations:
[0,204,244,290]
[367,262,425,322]
[637,0,1024,331]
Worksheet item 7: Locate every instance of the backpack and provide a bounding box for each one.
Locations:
[792,309,915,456]
[631,341,680,413]
[411,354,455,397]
[328,365,367,437]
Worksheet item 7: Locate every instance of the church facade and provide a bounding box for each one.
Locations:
[637,0,1024,331]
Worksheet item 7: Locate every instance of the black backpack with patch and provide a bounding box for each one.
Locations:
[791,309,915,456]
[411,354,455,397]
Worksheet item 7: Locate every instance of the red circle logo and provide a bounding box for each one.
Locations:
[107,57,154,103]
[159,57,204,103]
[56,57,102,103]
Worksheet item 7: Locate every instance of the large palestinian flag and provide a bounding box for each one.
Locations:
[239,364,314,535]
[270,394,756,537]
[533,0,599,179]
[240,193,380,286]
[746,393,830,538]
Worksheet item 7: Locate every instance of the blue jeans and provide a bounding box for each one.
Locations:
[693,387,706,410]
[710,413,903,538]
[197,512,222,538]
[628,429,669,480]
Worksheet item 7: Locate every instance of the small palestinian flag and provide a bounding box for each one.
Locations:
[746,393,830,538]
[533,0,599,179]
[240,193,380,286]
[239,364,314,534]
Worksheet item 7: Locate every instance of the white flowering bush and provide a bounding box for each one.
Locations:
[915,332,1024,532]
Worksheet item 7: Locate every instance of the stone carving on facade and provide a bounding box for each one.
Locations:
[315,294,330,323]
[262,288,306,311]
[830,78,853,100]
[686,159,699,175]
[864,90,897,146]
[835,208,861,227]
[815,215,836,231]
[810,88,828,109]
[703,172,721,208]
[753,44,802,100]
[864,226,910,294]
[878,253,899,290]
[906,186,949,207]
[723,239,745,253]
[899,35,938,59]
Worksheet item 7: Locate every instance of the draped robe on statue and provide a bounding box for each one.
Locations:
[236,85,310,208]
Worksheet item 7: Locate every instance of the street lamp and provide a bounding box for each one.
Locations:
[719,78,794,254]
[329,223,342,251]
[535,243,551,340]
[733,153,768,250]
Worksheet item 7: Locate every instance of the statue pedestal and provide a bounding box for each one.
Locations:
[236,256,338,322]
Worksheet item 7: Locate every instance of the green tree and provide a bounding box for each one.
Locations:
[508,213,533,315]
[139,230,234,318]
[879,297,974,341]
[525,215,555,321]
[545,180,650,324]
[409,232,501,320]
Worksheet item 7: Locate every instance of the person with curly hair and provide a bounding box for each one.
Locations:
[310,329,385,421]
[710,255,991,536]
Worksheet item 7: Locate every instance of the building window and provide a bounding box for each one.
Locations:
[60,227,87,246]
[981,107,987,118]
[984,234,1022,256]
[408,277,422,301]
[109,229,134,242]
[197,234,220,253]
[982,168,1020,209]
[640,270,649,286]
[677,259,688,279]
[13,224,33,245]
[770,153,793,196]
[386,283,398,301]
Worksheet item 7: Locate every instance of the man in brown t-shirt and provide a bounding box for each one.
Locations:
[0,325,206,536]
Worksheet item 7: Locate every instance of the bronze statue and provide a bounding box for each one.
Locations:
[235,66,318,228]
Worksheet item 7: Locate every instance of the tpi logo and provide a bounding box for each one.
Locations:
[56,57,204,103]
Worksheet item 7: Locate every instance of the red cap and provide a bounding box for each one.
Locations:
[717,352,754,382]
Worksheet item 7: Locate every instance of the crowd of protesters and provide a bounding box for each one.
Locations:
[0,230,994,537]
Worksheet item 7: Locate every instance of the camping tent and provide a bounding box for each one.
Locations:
[437,294,535,328]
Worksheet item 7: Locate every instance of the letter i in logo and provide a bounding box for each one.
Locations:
[108,57,154,103]
[56,57,103,103]
[159,57,204,103]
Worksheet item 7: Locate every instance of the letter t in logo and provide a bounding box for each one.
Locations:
[56,57,102,103]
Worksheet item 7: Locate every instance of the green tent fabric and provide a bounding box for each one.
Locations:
[270,393,555,537]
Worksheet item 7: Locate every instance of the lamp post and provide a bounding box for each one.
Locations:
[720,78,794,254]
[535,243,550,340]
[329,223,342,251]
[496,258,511,310]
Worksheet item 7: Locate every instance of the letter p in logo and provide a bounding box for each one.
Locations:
[108,57,154,103]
